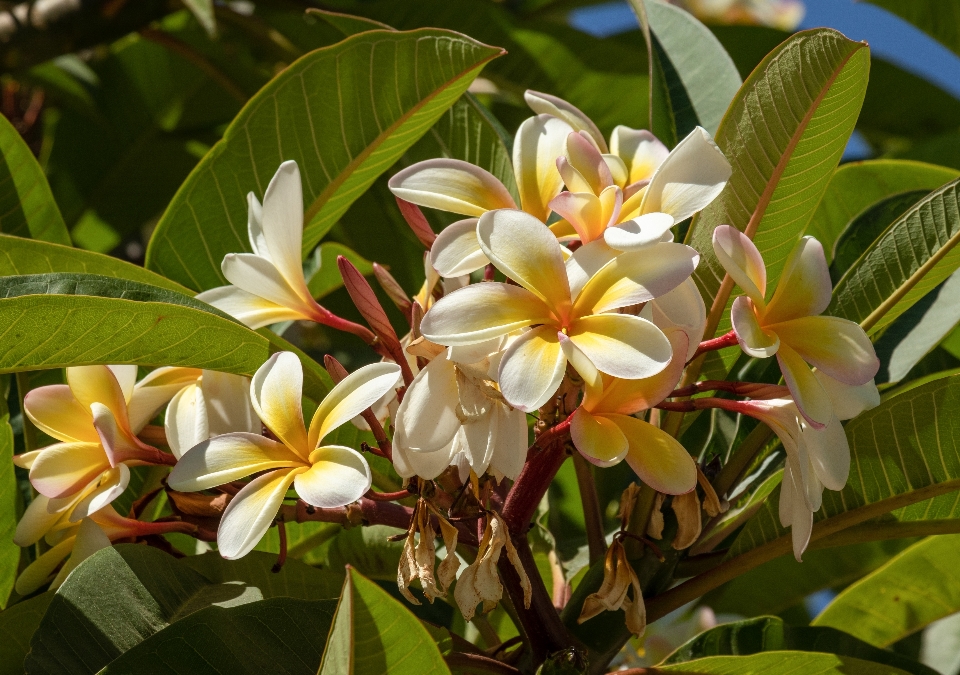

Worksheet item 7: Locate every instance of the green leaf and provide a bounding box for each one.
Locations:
[0,376,15,609]
[181,550,344,599]
[702,539,915,618]
[830,191,930,282]
[813,535,960,647]
[657,652,912,674]
[807,159,960,262]
[0,235,191,293]
[312,524,405,581]
[145,28,503,291]
[728,374,960,559]
[0,592,52,675]
[99,597,338,675]
[828,178,960,334]
[0,274,332,401]
[0,113,70,246]
[640,0,742,136]
[685,29,869,374]
[306,242,374,301]
[865,1,960,59]
[663,616,937,675]
[319,568,451,675]
[307,8,395,37]
[25,545,272,675]
[182,0,216,37]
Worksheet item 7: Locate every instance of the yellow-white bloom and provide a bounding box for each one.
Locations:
[733,373,879,559]
[389,108,573,277]
[168,352,401,559]
[393,338,528,481]
[197,161,327,330]
[17,365,178,520]
[420,209,698,411]
[161,369,260,458]
[713,225,880,427]
[569,329,696,495]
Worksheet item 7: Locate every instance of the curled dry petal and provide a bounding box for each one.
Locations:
[577,540,646,637]
[647,492,666,540]
[454,512,529,621]
[671,490,702,550]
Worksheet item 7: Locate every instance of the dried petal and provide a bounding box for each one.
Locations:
[436,516,461,593]
[618,482,641,530]
[578,540,641,633]
[671,490,702,549]
[697,466,723,517]
[502,517,532,609]
[415,507,441,602]
[647,492,666,539]
[398,523,421,605]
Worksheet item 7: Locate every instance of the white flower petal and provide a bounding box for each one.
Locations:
[497,326,567,412]
[196,285,306,330]
[604,212,676,252]
[218,467,304,559]
[421,283,549,345]
[388,158,516,217]
[202,370,261,437]
[489,405,528,480]
[299,445,372,508]
[167,432,302,492]
[70,465,129,521]
[802,416,850,491]
[431,218,489,277]
[513,114,574,221]
[260,160,308,292]
[394,435,458,480]
[108,366,138,405]
[246,192,267,258]
[165,383,208,460]
[221,253,313,312]
[308,362,402,449]
[128,367,201,434]
[394,356,461,453]
[524,90,607,152]
[610,127,669,185]
[251,352,308,457]
[641,126,730,222]
[568,314,672,380]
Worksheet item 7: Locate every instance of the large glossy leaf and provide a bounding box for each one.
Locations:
[664,616,936,675]
[685,29,869,375]
[656,652,911,674]
[807,160,960,262]
[0,375,16,609]
[813,535,960,647]
[0,235,190,293]
[728,374,960,558]
[702,539,914,617]
[0,592,53,675]
[99,597,338,675]
[0,274,332,400]
[146,28,503,291]
[640,0,742,136]
[318,568,451,675]
[828,178,960,334]
[0,113,70,246]
[25,545,274,675]
[865,1,960,59]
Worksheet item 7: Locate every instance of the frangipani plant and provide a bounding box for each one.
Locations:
[4,3,960,675]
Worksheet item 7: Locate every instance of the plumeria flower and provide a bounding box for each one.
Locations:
[162,369,260,459]
[197,161,352,332]
[727,373,880,559]
[712,225,880,427]
[168,352,401,559]
[420,209,699,411]
[568,329,697,495]
[392,337,528,482]
[16,365,178,521]
[389,110,573,277]
[549,127,729,250]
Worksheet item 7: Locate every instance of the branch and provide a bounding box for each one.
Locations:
[500,439,569,538]
[444,653,520,675]
[572,452,606,565]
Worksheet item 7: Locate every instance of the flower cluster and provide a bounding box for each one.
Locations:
[12,89,878,635]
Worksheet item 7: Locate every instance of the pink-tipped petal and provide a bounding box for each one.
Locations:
[513,114,574,220]
[420,282,549,346]
[23,385,99,444]
[66,365,131,432]
[604,212,676,252]
[564,131,614,194]
[431,218,488,277]
[610,127,669,185]
[712,224,766,305]
[642,127,730,222]
[29,443,110,499]
[548,191,607,244]
[598,329,688,415]
[524,90,607,152]
[814,371,880,420]
[643,278,706,360]
[764,236,833,324]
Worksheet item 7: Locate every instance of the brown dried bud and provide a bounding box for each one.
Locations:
[646,492,666,540]
[671,491,702,550]
[454,512,530,621]
[578,539,645,637]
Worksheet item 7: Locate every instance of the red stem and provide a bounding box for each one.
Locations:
[312,305,379,345]
[500,433,570,539]
[668,380,790,399]
[364,489,410,502]
[689,329,739,362]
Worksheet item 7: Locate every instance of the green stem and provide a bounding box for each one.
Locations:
[573,452,607,565]
[711,423,773,498]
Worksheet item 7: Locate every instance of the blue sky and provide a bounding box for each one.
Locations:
[569,0,960,157]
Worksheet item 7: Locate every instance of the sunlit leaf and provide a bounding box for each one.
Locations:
[813,535,960,648]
